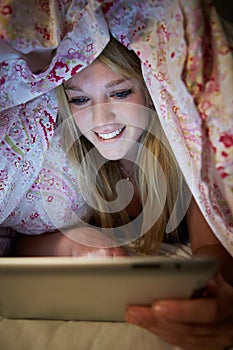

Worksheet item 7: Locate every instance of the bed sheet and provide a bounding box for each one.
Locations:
[0,317,183,350]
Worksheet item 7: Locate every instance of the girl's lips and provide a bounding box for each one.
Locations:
[94,126,126,141]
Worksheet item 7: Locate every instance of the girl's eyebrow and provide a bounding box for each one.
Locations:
[64,85,82,92]
[64,78,128,91]
[105,78,128,88]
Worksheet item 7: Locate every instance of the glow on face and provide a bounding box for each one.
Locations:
[64,61,149,161]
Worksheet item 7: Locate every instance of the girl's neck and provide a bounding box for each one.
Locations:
[119,159,135,181]
[119,140,141,177]
[119,159,135,176]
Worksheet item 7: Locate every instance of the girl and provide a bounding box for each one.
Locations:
[13,37,233,350]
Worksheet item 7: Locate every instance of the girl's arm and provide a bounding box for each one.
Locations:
[187,197,233,285]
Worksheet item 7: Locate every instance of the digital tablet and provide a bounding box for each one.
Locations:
[0,256,218,322]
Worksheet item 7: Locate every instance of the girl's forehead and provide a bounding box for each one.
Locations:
[64,61,128,90]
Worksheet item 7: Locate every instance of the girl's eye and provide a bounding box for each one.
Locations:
[69,97,90,105]
[110,89,133,99]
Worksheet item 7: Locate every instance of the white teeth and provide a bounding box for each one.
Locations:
[97,126,124,140]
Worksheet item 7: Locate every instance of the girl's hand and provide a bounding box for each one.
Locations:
[13,227,127,257]
[125,274,233,350]
[60,226,127,257]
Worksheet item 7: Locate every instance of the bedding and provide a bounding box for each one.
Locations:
[0,317,183,350]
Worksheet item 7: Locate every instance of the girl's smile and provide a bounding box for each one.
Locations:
[94,125,126,141]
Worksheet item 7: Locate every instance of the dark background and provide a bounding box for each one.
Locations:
[213,0,233,22]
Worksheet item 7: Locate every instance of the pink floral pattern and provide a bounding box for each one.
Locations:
[0,0,233,255]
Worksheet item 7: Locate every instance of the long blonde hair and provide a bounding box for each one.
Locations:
[56,37,187,253]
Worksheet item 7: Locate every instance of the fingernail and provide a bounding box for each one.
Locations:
[152,303,167,314]
[125,310,142,324]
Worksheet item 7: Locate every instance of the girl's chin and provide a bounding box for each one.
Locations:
[98,151,127,161]
[95,142,139,162]
[95,146,126,160]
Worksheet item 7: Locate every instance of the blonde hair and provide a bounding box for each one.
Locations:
[56,37,187,253]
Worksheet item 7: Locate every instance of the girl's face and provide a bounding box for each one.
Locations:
[64,61,149,161]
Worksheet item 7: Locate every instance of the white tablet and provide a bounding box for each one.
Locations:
[0,256,218,321]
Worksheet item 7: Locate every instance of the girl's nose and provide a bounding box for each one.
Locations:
[92,103,115,125]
